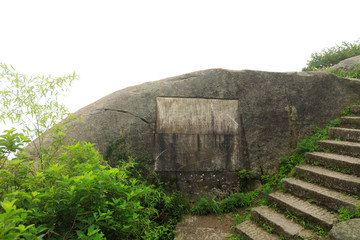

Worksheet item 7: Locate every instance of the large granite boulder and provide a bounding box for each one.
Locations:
[61,69,360,197]
[332,55,360,71]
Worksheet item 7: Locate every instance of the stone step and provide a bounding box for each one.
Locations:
[235,220,281,240]
[306,152,360,177]
[282,177,360,212]
[341,116,360,129]
[295,165,360,195]
[268,192,338,230]
[251,206,318,240]
[329,127,360,142]
[350,105,360,115]
[317,140,360,158]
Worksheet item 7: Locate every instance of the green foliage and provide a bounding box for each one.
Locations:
[232,212,252,226]
[284,209,327,237]
[0,199,46,239]
[219,192,257,213]
[0,141,186,239]
[0,63,77,139]
[190,191,258,215]
[303,40,360,70]
[337,208,360,222]
[341,100,360,116]
[260,185,274,203]
[190,197,221,215]
[314,226,327,237]
[0,129,30,169]
[0,63,78,168]
[303,39,360,80]
[237,169,255,180]
[322,63,360,79]
[262,223,273,233]
[237,169,256,191]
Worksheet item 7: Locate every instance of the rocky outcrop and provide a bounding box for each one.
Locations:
[59,69,360,196]
[332,55,360,71]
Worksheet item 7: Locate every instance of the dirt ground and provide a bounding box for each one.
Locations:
[174,214,236,240]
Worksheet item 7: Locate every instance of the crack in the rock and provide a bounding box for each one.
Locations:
[98,108,150,125]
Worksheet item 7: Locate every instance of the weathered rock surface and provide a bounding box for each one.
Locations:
[57,69,360,196]
[329,218,360,240]
[236,104,360,239]
[332,55,360,71]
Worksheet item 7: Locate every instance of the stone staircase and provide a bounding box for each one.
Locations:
[235,105,360,239]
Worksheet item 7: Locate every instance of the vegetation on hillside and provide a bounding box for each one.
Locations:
[303,39,360,71]
[303,39,360,79]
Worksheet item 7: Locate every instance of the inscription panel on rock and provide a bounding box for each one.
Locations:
[155,97,241,171]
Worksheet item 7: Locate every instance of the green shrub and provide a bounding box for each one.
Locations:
[190,197,221,215]
[321,63,360,80]
[219,192,255,213]
[190,191,258,215]
[303,40,360,71]
[337,208,359,222]
[0,199,46,239]
[1,140,187,239]
[237,169,256,191]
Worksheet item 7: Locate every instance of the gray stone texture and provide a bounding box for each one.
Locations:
[306,152,360,177]
[329,127,360,143]
[268,191,338,230]
[318,140,360,158]
[341,116,360,129]
[41,69,360,197]
[251,206,317,239]
[330,218,360,240]
[350,105,360,115]
[282,177,360,212]
[64,69,360,175]
[295,164,360,195]
[235,220,281,240]
[332,55,360,71]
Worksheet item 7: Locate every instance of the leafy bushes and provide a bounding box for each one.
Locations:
[337,207,360,222]
[302,39,360,80]
[303,40,360,71]
[0,139,187,239]
[190,192,258,215]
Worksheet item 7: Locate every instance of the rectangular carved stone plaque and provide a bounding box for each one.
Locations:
[155,97,241,172]
[156,97,240,135]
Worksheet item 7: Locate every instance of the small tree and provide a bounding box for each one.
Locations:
[0,63,78,167]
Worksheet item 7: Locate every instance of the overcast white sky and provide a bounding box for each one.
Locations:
[1,0,359,113]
